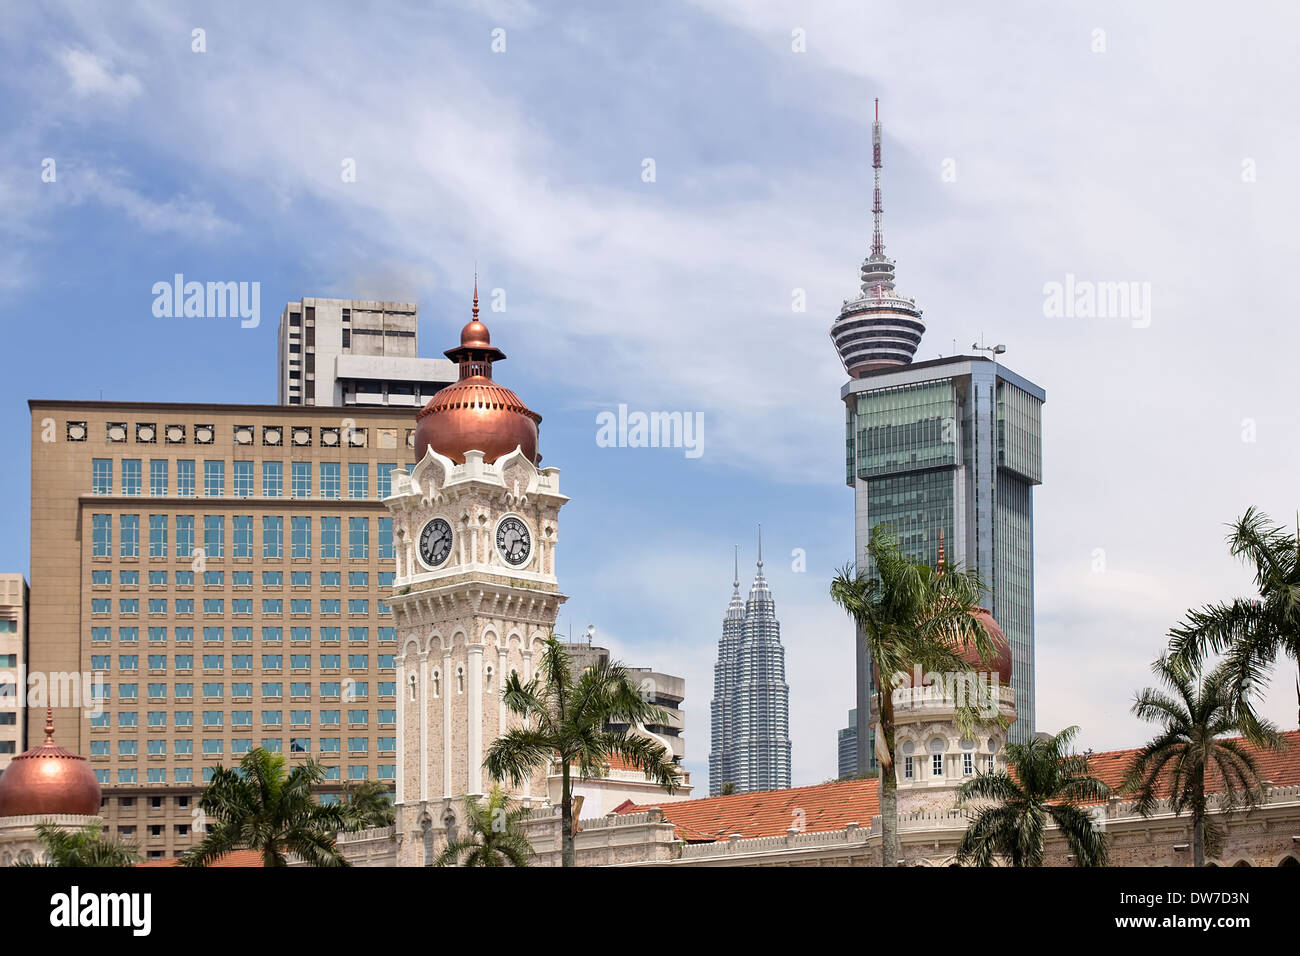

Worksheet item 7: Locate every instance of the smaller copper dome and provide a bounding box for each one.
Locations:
[458,318,495,351]
[0,710,102,818]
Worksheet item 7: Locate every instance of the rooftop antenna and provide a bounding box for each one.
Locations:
[971,333,1006,358]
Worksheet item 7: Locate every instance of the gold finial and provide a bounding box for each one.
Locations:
[44,707,54,742]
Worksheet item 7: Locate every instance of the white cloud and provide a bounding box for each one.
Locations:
[58,47,141,102]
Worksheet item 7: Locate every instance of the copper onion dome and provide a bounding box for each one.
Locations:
[0,710,102,818]
[414,281,542,465]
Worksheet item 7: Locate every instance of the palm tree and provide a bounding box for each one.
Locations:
[485,636,682,867]
[829,525,1000,868]
[339,779,395,831]
[434,786,534,867]
[182,748,350,867]
[955,726,1110,866]
[1123,656,1281,867]
[14,823,139,867]
[1169,507,1300,730]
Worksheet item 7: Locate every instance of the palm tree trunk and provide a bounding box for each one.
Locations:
[561,763,575,868]
[879,699,899,867]
[1192,777,1205,867]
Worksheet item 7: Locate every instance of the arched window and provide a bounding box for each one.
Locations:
[928,737,946,777]
[960,737,975,776]
[407,672,418,702]
[430,668,440,699]
[901,740,915,780]
[421,815,433,867]
[484,665,494,694]
[1279,856,1300,867]
[455,666,465,695]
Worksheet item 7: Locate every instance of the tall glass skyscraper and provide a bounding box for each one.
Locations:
[709,538,792,795]
[831,103,1045,775]
[842,359,1045,762]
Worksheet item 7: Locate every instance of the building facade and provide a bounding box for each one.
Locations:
[709,539,791,795]
[841,357,1045,764]
[830,104,1045,775]
[27,400,422,859]
[0,575,28,773]
[837,708,858,780]
[561,643,686,763]
[277,297,456,408]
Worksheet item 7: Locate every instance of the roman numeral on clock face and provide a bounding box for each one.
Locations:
[419,518,453,567]
[495,516,531,566]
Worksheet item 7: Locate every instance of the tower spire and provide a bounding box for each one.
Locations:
[871,97,884,260]
[829,96,926,377]
[757,523,763,568]
[733,544,739,589]
[472,270,479,320]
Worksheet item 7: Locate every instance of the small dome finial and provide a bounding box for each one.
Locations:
[44,708,54,743]
[473,269,479,320]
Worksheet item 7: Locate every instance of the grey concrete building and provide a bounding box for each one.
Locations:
[277,297,456,408]
[561,643,686,764]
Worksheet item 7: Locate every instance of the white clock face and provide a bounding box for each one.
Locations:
[419,518,453,568]
[495,516,531,567]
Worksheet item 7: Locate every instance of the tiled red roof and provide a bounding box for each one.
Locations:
[1079,729,1299,804]
[139,849,264,867]
[618,778,879,842]
[620,731,1299,842]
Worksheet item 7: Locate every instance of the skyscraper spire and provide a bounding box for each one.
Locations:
[757,523,763,569]
[829,97,927,377]
[871,97,884,260]
[733,544,740,589]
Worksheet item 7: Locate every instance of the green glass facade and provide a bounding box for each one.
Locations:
[843,358,1045,770]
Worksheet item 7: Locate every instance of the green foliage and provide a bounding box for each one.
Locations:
[14,823,140,868]
[182,748,350,867]
[434,786,534,867]
[339,779,396,831]
[1123,655,1281,865]
[484,635,682,866]
[1169,507,1300,734]
[955,726,1110,867]
[829,525,998,866]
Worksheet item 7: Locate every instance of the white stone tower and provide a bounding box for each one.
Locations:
[385,288,568,865]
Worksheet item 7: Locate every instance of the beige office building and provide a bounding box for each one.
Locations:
[0,575,28,774]
[28,401,419,859]
[276,298,456,407]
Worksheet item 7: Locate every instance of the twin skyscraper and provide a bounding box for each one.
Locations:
[708,533,792,796]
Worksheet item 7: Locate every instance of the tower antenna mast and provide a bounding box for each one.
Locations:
[871,98,884,261]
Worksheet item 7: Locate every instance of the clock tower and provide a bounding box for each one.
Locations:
[384,286,568,865]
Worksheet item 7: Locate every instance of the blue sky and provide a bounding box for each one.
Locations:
[2,1,1299,790]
